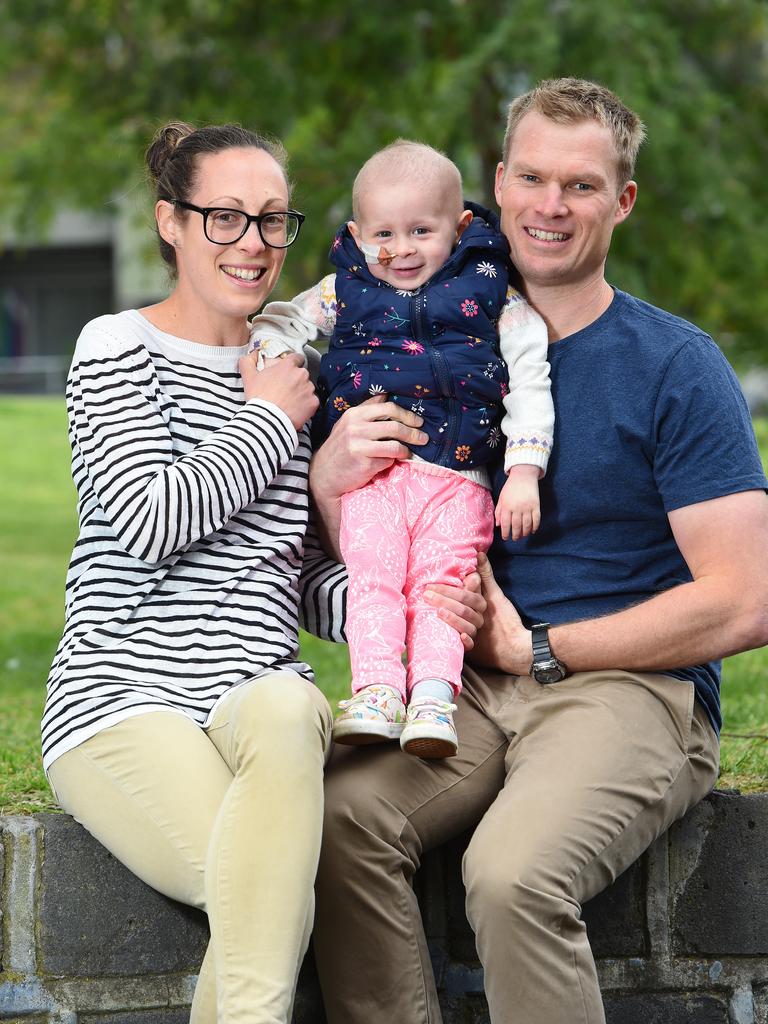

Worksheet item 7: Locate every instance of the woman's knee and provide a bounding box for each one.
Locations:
[214,673,331,774]
[233,674,328,737]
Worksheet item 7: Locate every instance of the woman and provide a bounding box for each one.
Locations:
[42,121,485,1023]
[40,118,329,1023]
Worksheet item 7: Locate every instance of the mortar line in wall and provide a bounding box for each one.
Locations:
[644,830,671,958]
[34,813,44,976]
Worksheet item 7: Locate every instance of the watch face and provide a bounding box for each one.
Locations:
[534,659,567,684]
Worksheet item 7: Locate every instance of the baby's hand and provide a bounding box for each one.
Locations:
[247,337,269,369]
[494,464,541,541]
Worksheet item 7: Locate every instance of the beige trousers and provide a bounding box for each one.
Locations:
[313,666,719,1024]
[48,671,333,1024]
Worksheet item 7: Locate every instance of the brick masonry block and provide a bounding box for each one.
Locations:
[294,949,325,1024]
[439,833,476,963]
[582,857,646,958]
[754,982,768,1024]
[604,991,729,1023]
[37,814,208,976]
[670,791,768,955]
[438,993,490,1024]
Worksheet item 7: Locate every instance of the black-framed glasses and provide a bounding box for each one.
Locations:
[172,200,305,248]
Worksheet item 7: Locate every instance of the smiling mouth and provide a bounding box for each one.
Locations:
[221,266,267,282]
[525,228,570,242]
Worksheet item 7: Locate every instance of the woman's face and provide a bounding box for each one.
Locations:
[159,146,290,325]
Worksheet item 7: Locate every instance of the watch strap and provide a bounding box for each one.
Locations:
[531,622,554,664]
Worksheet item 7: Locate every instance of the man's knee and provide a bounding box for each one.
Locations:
[463,825,570,932]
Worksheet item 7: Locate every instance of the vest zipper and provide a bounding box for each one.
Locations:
[411,291,459,464]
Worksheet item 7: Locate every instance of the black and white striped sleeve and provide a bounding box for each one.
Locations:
[298,512,348,642]
[68,322,299,566]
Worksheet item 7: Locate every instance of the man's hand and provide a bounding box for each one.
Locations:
[311,395,427,498]
[468,552,532,675]
[309,395,428,559]
[423,569,487,651]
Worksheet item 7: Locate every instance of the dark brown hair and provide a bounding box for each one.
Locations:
[145,122,290,273]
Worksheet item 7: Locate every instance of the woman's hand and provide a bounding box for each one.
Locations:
[308,396,428,558]
[239,352,319,431]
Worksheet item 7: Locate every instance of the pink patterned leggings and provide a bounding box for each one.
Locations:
[340,460,494,699]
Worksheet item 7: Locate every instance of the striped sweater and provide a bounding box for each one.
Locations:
[42,310,346,771]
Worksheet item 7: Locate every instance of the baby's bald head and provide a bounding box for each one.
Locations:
[352,140,464,223]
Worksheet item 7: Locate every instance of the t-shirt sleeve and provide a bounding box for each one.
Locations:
[652,334,767,512]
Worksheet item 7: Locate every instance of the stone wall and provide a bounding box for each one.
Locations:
[1,791,766,1023]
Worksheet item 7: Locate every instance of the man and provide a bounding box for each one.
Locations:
[307,78,768,1024]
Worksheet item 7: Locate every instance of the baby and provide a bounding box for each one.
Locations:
[251,140,553,758]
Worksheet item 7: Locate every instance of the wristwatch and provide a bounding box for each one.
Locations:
[530,623,569,684]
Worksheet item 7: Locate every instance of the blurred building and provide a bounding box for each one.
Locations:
[0,197,166,393]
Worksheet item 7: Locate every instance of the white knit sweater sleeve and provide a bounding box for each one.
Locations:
[68,317,300,566]
[249,275,339,369]
[498,287,555,474]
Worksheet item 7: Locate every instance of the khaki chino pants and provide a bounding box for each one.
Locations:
[313,666,719,1024]
[48,671,333,1024]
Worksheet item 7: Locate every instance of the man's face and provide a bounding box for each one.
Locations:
[494,112,636,293]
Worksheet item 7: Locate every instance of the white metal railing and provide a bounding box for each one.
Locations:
[0,355,69,394]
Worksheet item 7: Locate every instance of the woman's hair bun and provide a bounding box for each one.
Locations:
[145,121,196,184]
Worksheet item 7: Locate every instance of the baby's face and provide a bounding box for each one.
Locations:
[350,181,471,291]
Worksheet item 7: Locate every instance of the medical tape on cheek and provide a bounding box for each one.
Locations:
[358,240,398,266]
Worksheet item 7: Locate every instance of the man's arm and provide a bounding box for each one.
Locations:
[309,396,428,561]
[464,489,768,675]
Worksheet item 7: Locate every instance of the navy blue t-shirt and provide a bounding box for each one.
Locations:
[491,289,767,733]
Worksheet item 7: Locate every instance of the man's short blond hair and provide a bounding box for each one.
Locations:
[503,78,646,187]
[352,140,463,222]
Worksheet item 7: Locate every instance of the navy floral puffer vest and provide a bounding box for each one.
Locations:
[316,202,510,471]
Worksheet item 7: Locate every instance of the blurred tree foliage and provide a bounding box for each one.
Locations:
[1,0,766,362]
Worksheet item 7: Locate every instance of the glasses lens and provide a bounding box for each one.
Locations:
[260,212,299,247]
[206,210,248,243]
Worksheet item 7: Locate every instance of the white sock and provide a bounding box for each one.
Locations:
[411,679,455,703]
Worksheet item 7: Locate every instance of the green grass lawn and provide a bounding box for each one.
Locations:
[1,396,766,812]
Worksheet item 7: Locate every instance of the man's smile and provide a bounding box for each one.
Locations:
[524,227,571,242]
